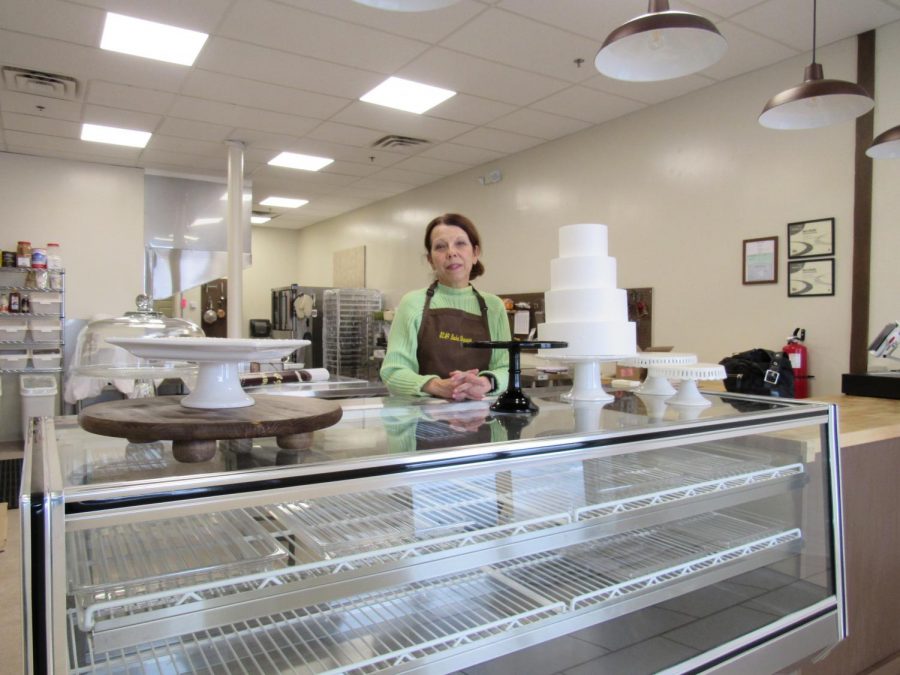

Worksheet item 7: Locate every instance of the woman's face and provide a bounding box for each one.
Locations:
[427,224,480,288]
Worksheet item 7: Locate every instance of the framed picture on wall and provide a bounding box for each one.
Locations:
[787,217,835,258]
[788,259,835,297]
[742,236,778,284]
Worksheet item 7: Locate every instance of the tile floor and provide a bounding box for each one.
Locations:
[1,505,23,675]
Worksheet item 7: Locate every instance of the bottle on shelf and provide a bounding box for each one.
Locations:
[16,241,32,268]
[47,242,63,269]
[9,290,21,313]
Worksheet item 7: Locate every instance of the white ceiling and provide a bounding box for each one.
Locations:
[2,0,899,230]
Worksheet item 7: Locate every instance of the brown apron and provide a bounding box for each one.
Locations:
[416,281,491,378]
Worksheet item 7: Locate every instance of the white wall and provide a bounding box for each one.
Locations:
[293,31,899,397]
[0,153,144,319]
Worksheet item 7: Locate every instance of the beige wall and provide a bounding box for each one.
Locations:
[243,226,302,327]
[292,28,900,397]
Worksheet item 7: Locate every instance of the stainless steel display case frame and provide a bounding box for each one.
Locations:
[21,390,845,674]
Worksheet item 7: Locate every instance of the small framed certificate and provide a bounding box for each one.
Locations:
[742,236,778,285]
[788,258,835,297]
[787,218,835,259]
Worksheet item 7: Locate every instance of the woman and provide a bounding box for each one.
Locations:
[380,213,510,400]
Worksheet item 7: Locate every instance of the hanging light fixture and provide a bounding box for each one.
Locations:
[759,0,873,130]
[594,0,726,82]
[866,125,900,159]
[352,0,459,10]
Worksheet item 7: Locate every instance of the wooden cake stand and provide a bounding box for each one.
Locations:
[79,394,343,463]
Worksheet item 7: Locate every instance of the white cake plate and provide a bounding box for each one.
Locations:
[651,362,726,407]
[618,352,698,396]
[541,354,635,402]
[106,337,310,409]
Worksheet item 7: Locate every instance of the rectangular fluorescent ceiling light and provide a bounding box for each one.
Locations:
[268,152,334,171]
[360,76,455,114]
[251,215,271,224]
[100,12,208,66]
[260,196,308,209]
[81,123,151,148]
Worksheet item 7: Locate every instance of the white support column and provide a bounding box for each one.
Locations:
[225,140,245,338]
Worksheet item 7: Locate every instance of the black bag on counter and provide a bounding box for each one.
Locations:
[719,348,795,398]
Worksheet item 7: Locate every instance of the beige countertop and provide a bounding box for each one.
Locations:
[809,393,900,447]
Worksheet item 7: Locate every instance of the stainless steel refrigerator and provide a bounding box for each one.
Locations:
[270,285,327,368]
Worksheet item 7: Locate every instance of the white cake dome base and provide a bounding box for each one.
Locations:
[619,352,698,396]
[652,363,726,407]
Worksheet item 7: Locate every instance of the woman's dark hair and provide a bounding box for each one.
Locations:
[424,213,485,280]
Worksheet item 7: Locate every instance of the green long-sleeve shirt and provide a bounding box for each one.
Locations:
[380,283,511,396]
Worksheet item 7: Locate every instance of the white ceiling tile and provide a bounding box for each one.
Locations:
[398,47,570,106]
[4,142,139,166]
[305,121,396,148]
[392,155,471,176]
[530,86,645,125]
[62,0,234,33]
[195,38,384,100]
[350,176,417,194]
[5,128,142,160]
[0,29,190,93]
[418,142,505,164]
[371,166,442,186]
[276,0,487,42]
[440,8,600,83]
[730,0,900,51]
[451,126,544,154]
[427,94,518,126]
[82,103,162,132]
[582,72,714,105]
[0,90,83,122]
[688,0,769,19]
[138,148,229,172]
[495,0,642,42]
[155,117,233,142]
[145,134,226,157]
[167,96,320,136]
[1,0,103,46]
[488,107,592,140]
[260,166,360,189]
[332,102,474,141]
[700,20,800,81]
[227,128,302,152]
[320,160,381,178]
[182,70,350,119]
[218,0,429,72]
[2,111,80,138]
[86,80,177,115]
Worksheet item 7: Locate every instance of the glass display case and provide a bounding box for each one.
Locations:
[20,388,844,674]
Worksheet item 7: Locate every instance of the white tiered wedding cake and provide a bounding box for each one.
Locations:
[538,223,636,358]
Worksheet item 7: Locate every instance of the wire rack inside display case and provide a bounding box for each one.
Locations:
[323,288,382,381]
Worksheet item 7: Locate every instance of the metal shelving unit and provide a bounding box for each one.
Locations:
[0,266,65,375]
[323,289,382,381]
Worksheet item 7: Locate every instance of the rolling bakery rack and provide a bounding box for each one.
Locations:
[21,389,845,674]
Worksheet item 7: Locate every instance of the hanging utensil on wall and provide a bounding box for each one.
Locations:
[203,284,218,324]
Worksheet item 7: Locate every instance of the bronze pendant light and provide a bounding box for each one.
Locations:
[594,0,726,82]
[867,125,900,159]
[759,0,873,130]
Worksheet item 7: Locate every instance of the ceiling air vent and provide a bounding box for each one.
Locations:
[372,134,430,149]
[2,66,80,101]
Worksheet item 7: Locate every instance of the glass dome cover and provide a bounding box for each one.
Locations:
[74,295,203,378]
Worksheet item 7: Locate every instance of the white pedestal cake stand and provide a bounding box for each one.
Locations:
[618,352,698,396]
[652,362,727,407]
[541,354,634,402]
[106,337,310,409]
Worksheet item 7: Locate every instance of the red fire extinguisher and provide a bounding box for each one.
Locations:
[784,328,811,398]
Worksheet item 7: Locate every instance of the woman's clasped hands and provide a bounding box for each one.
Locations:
[423,368,493,401]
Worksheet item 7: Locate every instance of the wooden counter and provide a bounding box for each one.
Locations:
[796,392,900,675]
